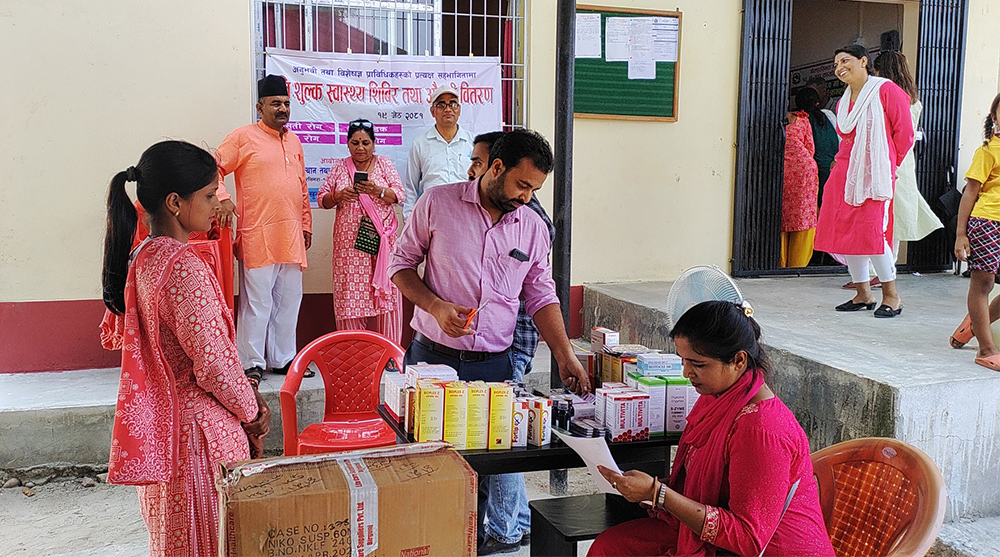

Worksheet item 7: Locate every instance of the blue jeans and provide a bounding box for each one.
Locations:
[510,349,533,383]
[403,337,528,544]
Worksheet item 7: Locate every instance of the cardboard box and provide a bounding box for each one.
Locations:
[528,397,552,447]
[488,383,513,450]
[590,327,620,354]
[466,382,491,450]
[511,398,530,448]
[443,382,468,449]
[635,376,666,436]
[607,391,632,442]
[218,443,477,557]
[416,381,445,442]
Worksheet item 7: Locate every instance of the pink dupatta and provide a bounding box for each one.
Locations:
[106,241,186,485]
[667,369,765,556]
[346,156,398,310]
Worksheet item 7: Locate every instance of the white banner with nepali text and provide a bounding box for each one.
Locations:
[266,49,503,207]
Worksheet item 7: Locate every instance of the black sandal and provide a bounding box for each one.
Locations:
[873,304,903,318]
[272,362,314,378]
[835,299,877,312]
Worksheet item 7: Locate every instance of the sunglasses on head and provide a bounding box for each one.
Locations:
[349,119,373,129]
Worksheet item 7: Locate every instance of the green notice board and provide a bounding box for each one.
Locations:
[574,6,681,121]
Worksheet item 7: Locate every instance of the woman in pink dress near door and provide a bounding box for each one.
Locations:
[781,105,819,268]
[814,45,914,318]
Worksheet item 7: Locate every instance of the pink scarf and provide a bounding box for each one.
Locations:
[667,369,765,556]
[346,156,398,310]
[107,240,188,485]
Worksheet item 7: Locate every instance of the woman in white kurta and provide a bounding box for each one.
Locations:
[873,51,943,249]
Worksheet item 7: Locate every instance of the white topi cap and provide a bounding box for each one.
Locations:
[430,85,460,104]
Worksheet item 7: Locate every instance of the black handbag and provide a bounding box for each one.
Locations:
[354,215,381,255]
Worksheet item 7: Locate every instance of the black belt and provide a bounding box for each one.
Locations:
[413,333,509,363]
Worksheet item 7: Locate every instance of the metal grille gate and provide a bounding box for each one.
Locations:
[251,0,526,128]
[908,0,970,271]
[732,0,793,276]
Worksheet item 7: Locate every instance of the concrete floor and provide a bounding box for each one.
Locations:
[588,271,995,389]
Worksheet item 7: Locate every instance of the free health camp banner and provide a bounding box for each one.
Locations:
[266,49,503,207]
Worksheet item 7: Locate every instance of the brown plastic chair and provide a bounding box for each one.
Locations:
[811,437,946,557]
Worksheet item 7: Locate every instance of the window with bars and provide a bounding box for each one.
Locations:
[252,0,526,128]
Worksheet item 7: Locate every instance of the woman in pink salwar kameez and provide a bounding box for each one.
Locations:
[101,141,267,557]
[318,119,405,343]
[590,301,834,557]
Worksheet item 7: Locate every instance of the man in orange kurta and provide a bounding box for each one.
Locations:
[215,75,312,377]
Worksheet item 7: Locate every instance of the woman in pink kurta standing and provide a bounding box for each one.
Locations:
[814,45,915,318]
[318,119,406,343]
[101,141,268,556]
[781,108,819,267]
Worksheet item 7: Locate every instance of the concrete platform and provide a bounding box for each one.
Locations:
[0,366,327,470]
[584,273,1000,523]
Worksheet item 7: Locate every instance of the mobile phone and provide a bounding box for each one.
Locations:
[353,171,368,184]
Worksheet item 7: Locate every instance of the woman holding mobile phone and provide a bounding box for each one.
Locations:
[318,119,406,343]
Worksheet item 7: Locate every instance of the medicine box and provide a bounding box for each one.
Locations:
[488,383,513,450]
[511,398,530,448]
[637,353,683,376]
[466,382,491,450]
[666,377,700,433]
[405,363,458,388]
[416,380,445,442]
[635,376,666,436]
[591,327,620,354]
[528,397,552,447]
[443,382,468,449]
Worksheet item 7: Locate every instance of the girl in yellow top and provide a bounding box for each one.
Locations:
[952,93,1000,370]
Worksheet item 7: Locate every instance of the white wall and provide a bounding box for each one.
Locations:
[0,0,253,302]
[527,0,743,284]
[958,0,1000,179]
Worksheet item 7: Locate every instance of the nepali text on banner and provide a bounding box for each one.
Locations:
[265,49,503,208]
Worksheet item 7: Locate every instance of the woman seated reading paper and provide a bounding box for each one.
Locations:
[589,301,834,557]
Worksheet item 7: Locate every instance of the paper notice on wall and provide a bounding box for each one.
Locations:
[627,18,656,80]
[652,16,679,62]
[576,13,603,58]
[605,17,631,61]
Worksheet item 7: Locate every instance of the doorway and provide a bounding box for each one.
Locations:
[731,0,968,277]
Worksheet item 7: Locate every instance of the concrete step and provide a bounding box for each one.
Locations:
[0,366,326,471]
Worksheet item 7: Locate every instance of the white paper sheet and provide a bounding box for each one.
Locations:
[575,13,603,58]
[552,429,623,494]
[652,16,679,62]
[604,17,631,62]
[628,18,656,80]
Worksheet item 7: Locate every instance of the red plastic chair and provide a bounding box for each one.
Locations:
[280,330,404,455]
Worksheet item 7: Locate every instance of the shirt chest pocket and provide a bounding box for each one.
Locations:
[492,252,530,300]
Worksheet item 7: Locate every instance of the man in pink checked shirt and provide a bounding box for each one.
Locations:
[389,128,589,555]
[389,128,589,392]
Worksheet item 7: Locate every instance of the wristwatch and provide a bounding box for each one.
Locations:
[379,187,386,199]
[656,482,668,509]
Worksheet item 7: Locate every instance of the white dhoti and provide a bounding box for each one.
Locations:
[237,262,303,370]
